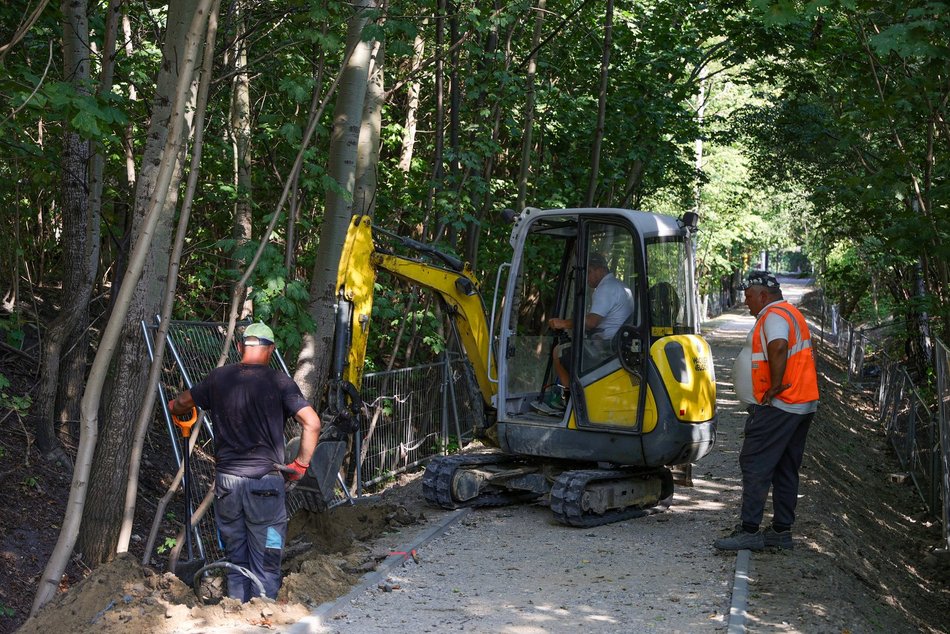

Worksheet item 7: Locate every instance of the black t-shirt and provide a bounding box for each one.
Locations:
[189,363,311,478]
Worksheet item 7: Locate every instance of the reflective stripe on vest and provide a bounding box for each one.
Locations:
[750,302,819,404]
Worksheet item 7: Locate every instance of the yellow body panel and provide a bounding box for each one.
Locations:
[580,370,642,429]
[650,335,716,423]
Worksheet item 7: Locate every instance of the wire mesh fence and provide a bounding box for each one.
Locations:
[814,296,950,552]
[142,317,483,562]
[351,352,481,494]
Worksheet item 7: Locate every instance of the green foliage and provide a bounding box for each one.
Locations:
[0,603,14,618]
[4,0,943,384]
[736,1,950,342]
[0,314,25,349]
[233,239,316,359]
[0,372,31,419]
[156,536,177,555]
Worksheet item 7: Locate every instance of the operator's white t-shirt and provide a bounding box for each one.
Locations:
[589,273,633,339]
[733,300,817,414]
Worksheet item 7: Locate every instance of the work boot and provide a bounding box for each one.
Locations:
[714,525,764,551]
[545,386,567,412]
[763,526,793,550]
[530,398,557,415]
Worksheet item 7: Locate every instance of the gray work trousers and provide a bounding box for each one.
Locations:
[739,405,814,530]
[215,472,287,601]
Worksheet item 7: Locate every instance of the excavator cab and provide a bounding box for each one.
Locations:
[322,208,716,526]
[421,208,716,525]
[491,208,715,473]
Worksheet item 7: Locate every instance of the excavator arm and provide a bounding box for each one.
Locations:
[331,215,495,416]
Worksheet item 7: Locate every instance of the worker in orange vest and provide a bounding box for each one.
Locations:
[715,271,819,551]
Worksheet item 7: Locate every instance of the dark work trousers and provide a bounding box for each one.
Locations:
[739,405,814,530]
[215,472,287,601]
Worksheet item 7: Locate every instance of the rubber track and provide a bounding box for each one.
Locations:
[550,469,672,527]
[422,453,536,509]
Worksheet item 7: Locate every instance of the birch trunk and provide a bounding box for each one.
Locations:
[294,0,376,401]
[398,25,425,172]
[353,39,385,217]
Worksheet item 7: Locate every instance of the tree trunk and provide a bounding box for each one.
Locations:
[516,0,546,212]
[56,0,121,444]
[398,24,425,173]
[72,0,206,569]
[118,0,222,555]
[32,0,95,466]
[694,73,707,213]
[584,0,612,207]
[353,39,385,217]
[423,1,446,238]
[293,0,377,402]
[229,0,253,317]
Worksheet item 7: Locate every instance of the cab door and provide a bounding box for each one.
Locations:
[568,219,648,431]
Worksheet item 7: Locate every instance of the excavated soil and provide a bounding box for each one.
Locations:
[11,486,430,634]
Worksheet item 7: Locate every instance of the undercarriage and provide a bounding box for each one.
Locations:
[422,452,674,527]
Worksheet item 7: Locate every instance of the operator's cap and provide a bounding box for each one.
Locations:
[242,322,275,345]
[589,253,609,269]
[739,270,780,290]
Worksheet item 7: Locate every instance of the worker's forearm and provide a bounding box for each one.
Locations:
[294,407,321,464]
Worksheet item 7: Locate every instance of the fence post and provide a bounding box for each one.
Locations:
[936,340,950,551]
[355,431,364,497]
[441,352,451,454]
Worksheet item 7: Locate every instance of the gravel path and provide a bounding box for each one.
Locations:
[291,284,807,634]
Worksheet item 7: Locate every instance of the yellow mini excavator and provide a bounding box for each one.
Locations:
[310,207,716,526]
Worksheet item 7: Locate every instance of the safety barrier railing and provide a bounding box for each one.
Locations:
[814,295,950,552]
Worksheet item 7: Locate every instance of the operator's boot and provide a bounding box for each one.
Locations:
[530,385,568,416]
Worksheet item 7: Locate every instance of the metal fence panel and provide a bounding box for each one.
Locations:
[815,296,950,551]
[936,341,950,551]
[353,353,479,493]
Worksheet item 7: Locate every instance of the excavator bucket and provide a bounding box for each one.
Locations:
[285,435,350,512]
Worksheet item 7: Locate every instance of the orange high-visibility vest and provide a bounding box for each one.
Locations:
[751,301,819,404]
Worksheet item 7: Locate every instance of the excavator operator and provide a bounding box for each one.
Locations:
[533,252,634,414]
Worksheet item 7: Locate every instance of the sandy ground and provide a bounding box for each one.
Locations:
[14,278,950,633]
[306,302,752,634]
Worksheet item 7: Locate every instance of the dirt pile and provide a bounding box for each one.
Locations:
[13,499,424,633]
